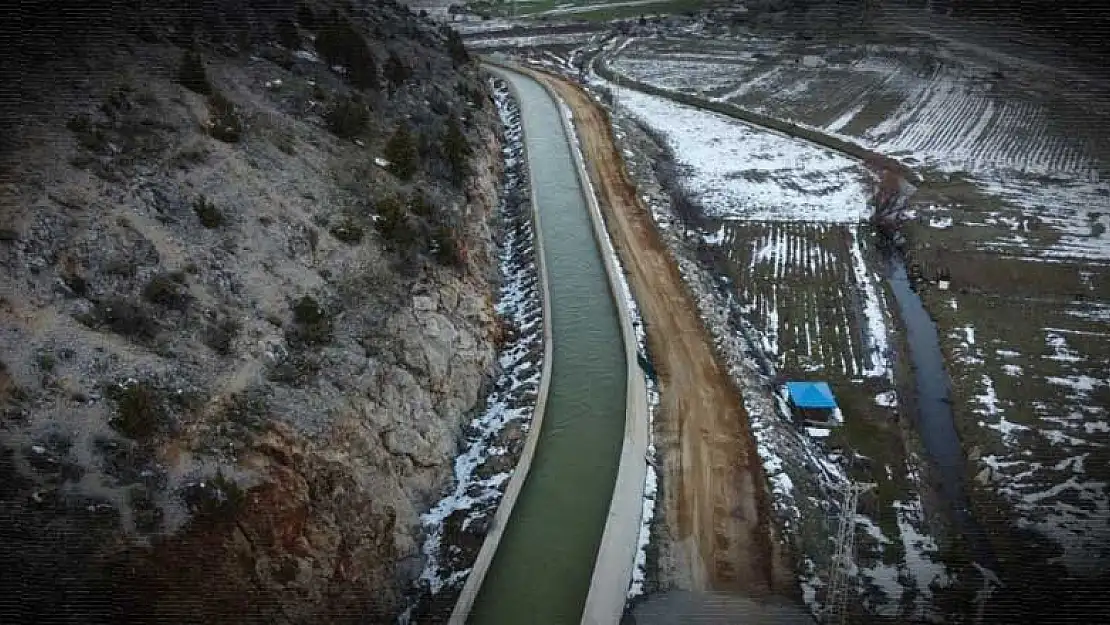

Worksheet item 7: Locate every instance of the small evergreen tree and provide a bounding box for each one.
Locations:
[178,49,211,95]
[442,117,470,186]
[348,53,379,90]
[384,125,418,181]
[443,28,468,67]
[375,195,414,247]
[206,91,242,143]
[296,2,316,29]
[384,52,411,91]
[276,18,300,50]
[325,96,369,138]
[316,11,378,90]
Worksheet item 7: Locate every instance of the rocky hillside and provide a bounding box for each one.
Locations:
[0,1,504,622]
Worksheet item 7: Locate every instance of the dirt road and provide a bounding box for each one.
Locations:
[524,68,794,597]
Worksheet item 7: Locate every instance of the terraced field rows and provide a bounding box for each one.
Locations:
[714,222,868,378]
[867,66,1094,176]
[611,40,1099,177]
[926,292,1110,574]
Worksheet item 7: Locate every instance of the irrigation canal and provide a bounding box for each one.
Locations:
[468,67,628,624]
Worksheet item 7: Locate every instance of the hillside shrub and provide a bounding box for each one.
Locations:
[325,96,369,138]
[330,218,364,243]
[442,117,470,186]
[289,295,332,345]
[206,91,243,143]
[375,195,415,247]
[276,18,300,50]
[384,124,417,180]
[143,272,191,311]
[316,12,379,90]
[96,298,159,341]
[194,195,224,228]
[108,381,163,440]
[178,49,211,95]
[384,51,411,91]
[443,28,469,67]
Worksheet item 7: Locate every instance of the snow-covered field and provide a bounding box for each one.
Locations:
[933,294,1110,575]
[611,38,1099,177]
[409,78,545,607]
[707,221,892,380]
[613,87,874,222]
[607,37,1110,264]
[465,30,604,49]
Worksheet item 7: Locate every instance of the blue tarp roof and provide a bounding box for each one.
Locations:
[786,381,838,409]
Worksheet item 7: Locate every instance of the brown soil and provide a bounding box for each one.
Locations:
[525,68,794,597]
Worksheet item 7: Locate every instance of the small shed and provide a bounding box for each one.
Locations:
[785,381,841,427]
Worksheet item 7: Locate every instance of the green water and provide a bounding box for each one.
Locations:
[470,69,627,624]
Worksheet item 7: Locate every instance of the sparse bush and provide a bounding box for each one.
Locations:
[96,298,159,340]
[325,96,369,138]
[66,114,91,133]
[181,469,246,521]
[289,295,332,345]
[330,218,364,243]
[204,316,241,355]
[384,124,418,180]
[375,195,415,247]
[266,350,321,386]
[108,381,163,440]
[206,91,243,144]
[409,192,436,219]
[172,145,210,168]
[272,130,297,155]
[143,272,190,311]
[178,49,211,95]
[194,195,224,228]
[442,117,470,186]
[433,225,466,267]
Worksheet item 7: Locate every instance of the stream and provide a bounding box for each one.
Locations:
[883,253,999,574]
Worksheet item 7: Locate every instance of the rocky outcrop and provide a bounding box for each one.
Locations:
[0,2,501,623]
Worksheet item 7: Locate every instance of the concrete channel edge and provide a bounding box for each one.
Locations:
[473,58,652,625]
[448,64,556,625]
[525,63,651,625]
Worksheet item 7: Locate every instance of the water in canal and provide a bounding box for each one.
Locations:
[469,69,628,624]
[884,255,998,572]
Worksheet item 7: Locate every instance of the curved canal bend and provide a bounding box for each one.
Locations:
[468,68,628,623]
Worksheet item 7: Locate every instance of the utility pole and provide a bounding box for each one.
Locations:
[822,481,875,625]
[972,562,1002,625]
